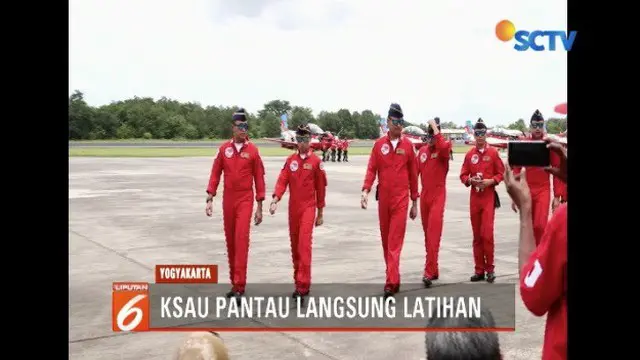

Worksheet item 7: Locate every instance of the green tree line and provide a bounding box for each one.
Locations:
[68,90,567,140]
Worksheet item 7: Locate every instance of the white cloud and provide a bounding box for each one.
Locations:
[69,0,567,126]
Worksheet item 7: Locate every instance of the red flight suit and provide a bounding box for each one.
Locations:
[513,136,567,246]
[416,134,450,279]
[207,140,266,293]
[273,151,327,294]
[459,145,505,275]
[362,134,419,291]
[520,203,567,360]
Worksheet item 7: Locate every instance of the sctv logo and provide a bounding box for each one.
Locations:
[495,20,577,51]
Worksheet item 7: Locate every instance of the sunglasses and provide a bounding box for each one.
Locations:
[296,136,310,143]
[474,130,487,137]
[530,122,545,129]
[390,118,405,126]
[423,134,433,142]
[235,122,249,131]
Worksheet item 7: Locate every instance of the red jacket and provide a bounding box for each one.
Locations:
[416,134,450,191]
[273,151,327,209]
[513,136,566,199]
[362,134,419,201]
[520,204,567,360]
[207,140,266,201]
[460,145,505,193]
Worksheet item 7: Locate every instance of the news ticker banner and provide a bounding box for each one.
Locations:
[112,265,515,332]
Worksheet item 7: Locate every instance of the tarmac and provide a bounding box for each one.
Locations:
[69,154,546,360]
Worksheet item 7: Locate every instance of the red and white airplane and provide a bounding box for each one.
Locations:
[463,120,512,149]
[264,114,355,152]
[377,117,428,150]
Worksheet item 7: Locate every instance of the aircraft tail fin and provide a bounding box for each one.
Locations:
[379,117,388,138]
[280,114,289,132]
[464,120,474,141]
[464,120,474,134]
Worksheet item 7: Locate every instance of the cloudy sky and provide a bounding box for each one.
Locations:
[69,0,567,126]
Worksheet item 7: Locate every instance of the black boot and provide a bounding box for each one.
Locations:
[486,272,496,283]
[383,284,399,298]
[422,276,433,288]
[226,290,243,304]
[292,290,308,306]
[470,273,485,282]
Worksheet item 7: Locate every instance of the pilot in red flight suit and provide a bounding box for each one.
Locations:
[270,125,327,300]
[336,139,344,162]
[361,103,419,297]
[521,204,567,360]
[433,117,454,160]
[341,137,350,162]
[206,108,266,300]
[416,118,451,287]
[511,110,567,246]
[505,141,567,360]
[460,119,505,283]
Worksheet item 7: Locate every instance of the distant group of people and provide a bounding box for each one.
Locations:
[203,104,567,359]
[319,132,350,162]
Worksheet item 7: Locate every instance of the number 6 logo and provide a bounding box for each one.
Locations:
[112,283,150,332]
[116,294,147,331]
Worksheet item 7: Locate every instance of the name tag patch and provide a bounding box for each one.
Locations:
[303,163,312,170]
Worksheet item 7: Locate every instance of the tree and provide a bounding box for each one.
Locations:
[258,100,291,119]
[440,121,459,129]
[289,106,315,130]
[69,90,555,140]
[68,90,96,139]
[507,119,527,132]
[546,118,567,133]
[260,113,281,138]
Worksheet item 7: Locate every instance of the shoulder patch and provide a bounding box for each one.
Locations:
[319,162,325,171]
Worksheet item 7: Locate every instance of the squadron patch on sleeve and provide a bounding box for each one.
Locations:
[420,153,427,163]
[319,162,325,171]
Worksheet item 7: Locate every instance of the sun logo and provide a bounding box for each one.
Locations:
[495,20,516,42]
